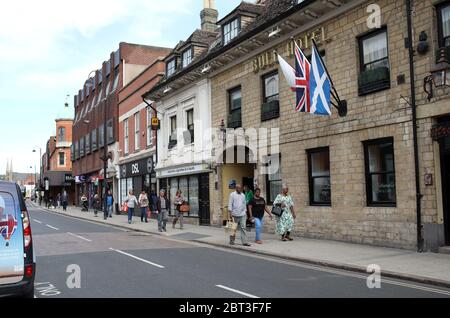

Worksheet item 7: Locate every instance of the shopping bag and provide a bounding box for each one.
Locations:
[179,203,190,213]
[122,203,129,213]
[224,218,238,234]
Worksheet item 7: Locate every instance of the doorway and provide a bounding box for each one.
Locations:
[440,136,450,245]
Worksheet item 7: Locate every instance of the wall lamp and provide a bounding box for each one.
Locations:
[424,48,450,101]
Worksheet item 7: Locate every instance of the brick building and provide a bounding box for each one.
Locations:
[72,42,172,210]
[42,118,75,205]
[141,0,450,251]
[117,49,171,206]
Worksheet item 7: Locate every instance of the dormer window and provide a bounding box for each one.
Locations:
[167,58,176,77]
[182,48,193,68]
[223,18,240,45]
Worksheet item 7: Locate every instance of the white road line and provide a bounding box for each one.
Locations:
[109,248,165,269]
[45,224,59,231]
[216,285,260,299]
[67,232,92,242]
[33,219,43,224]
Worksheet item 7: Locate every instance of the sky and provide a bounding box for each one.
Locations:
[0,0,246,174]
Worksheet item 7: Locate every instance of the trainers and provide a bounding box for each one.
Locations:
[243,243,251,247]
[255,240,263,244]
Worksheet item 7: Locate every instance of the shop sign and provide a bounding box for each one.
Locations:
[252,27,327,73]
[158,164,209,178]
[121,157,155,179]
[151,117,160,130]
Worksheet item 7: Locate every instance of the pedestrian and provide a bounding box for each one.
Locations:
[150,190,158,215]
[106,190,114,218]
[248,188,273,244]
[243,185,254,230]
[172,190,184,230]
[56,193,61,209]
[227,184,251,247]
[61,190,68,212]
[81,193,88,211]
[273,184,296,241]
[125,190,138,224]
[156,189,169,232]
[139,190,149,223]
[93,194,101,217]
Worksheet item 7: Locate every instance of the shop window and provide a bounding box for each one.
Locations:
[364,137,396,206]
[228,86,242,129]
[265,154,282,205]
[134,112,140,151]
[358,27,390,96]
[307,147,331,206]
[169,115,177,149]
[261,71,279,121]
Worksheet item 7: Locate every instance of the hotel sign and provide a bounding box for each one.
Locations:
[252,27,327,73]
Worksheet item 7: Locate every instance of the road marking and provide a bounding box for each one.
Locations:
[109,248,165,269]
[67,232,92,242]
[45,224,59,230]
[33,219,43,224]
[216,285,259,299]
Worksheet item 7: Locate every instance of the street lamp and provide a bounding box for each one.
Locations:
[423,48,450,101]
[32,146,42,193]
[86,70,111,220]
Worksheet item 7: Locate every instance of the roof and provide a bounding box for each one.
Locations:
[216,1,265,25]
[165,29,219,61]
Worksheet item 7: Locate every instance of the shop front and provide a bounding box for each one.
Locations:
[157,163,211,225]
[74,172,102,208]
[119,156,156,206]
[43,171,76,206]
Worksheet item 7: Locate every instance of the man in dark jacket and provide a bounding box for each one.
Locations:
[156,189,170,232]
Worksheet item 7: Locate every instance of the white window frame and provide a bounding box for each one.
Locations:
[124,119,129,155]
[147,107,152,148]
[167,59,176,77]
[134,113,140,151]
[182,48,193,68]
[223,18,240,45]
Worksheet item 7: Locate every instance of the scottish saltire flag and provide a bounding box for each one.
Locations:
[277,42,332,116]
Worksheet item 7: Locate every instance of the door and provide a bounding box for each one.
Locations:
[199,174,210,225]
[440,136,450,245]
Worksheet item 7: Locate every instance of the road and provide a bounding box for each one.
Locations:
[28,204,450,298]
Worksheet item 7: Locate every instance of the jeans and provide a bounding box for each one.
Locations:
[173,210,184,229]
[254,217,264,242]
[141,207,148,222]
[62,201,67,211]
[128,207,134,223]
[107,205,113,217]
[231,215,248,245]
[158,209,168,230]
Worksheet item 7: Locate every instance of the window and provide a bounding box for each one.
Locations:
[358,28,390,95]
[85,133,91,155]
[147,107,153,148]
[185,109,194,144]
[71,144,75,161]
[169,115,177,149]
[261,72,280,121]
[438,2,450,47]
[95,86,103,106]
[105,76,111,96]
[308,147,331,206]
[112,68,120,91]
[74,140,79,159]
[59,152,65,166]
[134,113,140,151]
[228,87,242,128]
[92,128,98,151]
[107,119,114,144]
[99,123,105,148]
[124,119,129,155]
[265,154,282,205]
[223,18,240,45]
[182,48,193,68]
[80,137,85,157]
[58,127,66,142]
[364,138,396,206]
[166,59,176,77]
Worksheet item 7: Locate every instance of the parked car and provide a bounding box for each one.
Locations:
[0,181,35,298]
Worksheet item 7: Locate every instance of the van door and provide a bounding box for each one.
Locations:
[0,192,24,285]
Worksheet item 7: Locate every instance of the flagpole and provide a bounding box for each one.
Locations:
[311,39,347,117]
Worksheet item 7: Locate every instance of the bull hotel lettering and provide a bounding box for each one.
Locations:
[252,27,327,73]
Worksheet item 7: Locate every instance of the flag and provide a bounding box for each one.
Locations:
[278,41,332,116]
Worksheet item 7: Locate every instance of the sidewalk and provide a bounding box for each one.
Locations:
[31,202,450,288]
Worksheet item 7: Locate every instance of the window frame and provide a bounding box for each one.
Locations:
[92,128,98,152]
[59,152,65,166]
[146,107,153,148]
[223,17,241,45]
[358,26,389,72]
[363,137,397,207]
[85,132,91,155]
[124,119,129,155]
[182,47,193,69]
[186,108,194,144]
[107,119,114,145]
[437,1,450,48]
[134,112,140,152]
[228,86,242,114]
[169,115,177,149]
[265,154,282,205]
[262,71,279,103]
[58,127,66,142]
[307,147,331,207]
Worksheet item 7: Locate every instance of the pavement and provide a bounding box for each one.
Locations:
[30,201,450,290]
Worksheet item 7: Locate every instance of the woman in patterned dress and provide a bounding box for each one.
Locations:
[273,184,296,241]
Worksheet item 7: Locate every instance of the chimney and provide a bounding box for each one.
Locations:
[201,0,218,32]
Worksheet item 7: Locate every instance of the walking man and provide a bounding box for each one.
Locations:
[248,188,273,244]
[228,184,251,247]
[156,190,169,232]
[139,190,149,223]
[106,190,114,218]
[61,190,68,212]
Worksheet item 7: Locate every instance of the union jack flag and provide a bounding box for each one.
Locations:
[294,42,312,113]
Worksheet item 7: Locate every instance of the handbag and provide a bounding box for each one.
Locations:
[271,205,284,217]
[179,203,190,213]
[224,218,238,234]
[122,203,129,213]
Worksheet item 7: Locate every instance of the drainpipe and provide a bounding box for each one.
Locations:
[406,0,424,252]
